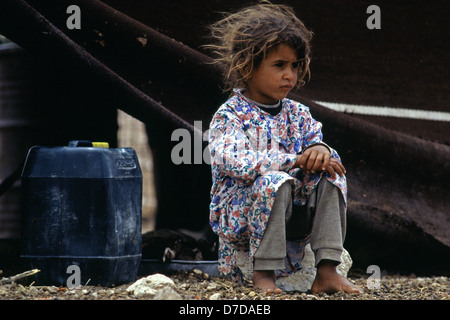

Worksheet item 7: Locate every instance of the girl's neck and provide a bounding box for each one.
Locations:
[242,91,281,108]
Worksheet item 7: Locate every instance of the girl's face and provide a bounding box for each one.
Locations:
[244,44,300,105]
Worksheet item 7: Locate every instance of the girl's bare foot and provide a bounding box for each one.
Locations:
[311,260,363,294]
[253,270,283,294]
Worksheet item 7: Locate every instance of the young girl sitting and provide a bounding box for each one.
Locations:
[206,1,363,294]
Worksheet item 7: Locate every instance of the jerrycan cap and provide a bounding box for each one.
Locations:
[92,142,109,148]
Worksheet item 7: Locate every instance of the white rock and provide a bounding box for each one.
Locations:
[276,244,353,292]
[126,273,176,298]
[152,286,182,300]
[236,244,353,292]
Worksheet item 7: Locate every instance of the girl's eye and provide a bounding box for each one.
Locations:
[274,62,284,68]
[292,62,300,69]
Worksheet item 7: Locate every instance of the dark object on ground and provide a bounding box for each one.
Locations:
[142,228,218,262]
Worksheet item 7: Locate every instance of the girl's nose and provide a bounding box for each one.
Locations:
[283,68,295,81]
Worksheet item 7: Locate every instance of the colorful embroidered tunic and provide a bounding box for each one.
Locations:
[208,89,347,282]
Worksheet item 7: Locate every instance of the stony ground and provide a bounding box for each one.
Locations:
[0,269,448,300]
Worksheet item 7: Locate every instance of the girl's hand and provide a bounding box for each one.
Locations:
[295,145,346,179]
[324,158,346,179]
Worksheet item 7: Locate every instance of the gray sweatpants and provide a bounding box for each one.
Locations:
[253,177,346,270]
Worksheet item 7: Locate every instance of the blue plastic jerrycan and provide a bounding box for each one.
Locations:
[21,140,142,287]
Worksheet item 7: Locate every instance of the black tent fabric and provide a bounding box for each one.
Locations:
[0,0,449,275]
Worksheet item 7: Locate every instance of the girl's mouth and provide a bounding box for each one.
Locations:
[280,84,293,91]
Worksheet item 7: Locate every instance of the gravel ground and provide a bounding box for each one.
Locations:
[0,269,448,300]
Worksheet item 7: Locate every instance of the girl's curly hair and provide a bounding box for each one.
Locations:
[205,1,313,92]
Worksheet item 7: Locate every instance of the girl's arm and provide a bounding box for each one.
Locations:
[296,107,346,178]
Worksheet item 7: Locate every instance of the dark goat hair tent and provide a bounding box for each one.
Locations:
[0,0,449,275]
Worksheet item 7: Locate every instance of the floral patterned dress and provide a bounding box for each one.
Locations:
[208,89,347,283]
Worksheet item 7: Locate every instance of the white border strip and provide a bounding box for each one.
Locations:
[315,101,450,122]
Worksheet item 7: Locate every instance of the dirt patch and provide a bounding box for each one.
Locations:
[1,269,448,300]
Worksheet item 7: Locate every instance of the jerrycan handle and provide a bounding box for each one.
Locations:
[68,140,109,148]
[68,140,93,147]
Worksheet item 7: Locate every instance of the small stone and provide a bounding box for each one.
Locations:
[192,269,203,276]
[28,286,39,295]
[209,292,222,300]
[206,282,219,291]
[72,293,81,299]
[44,286,58,294]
